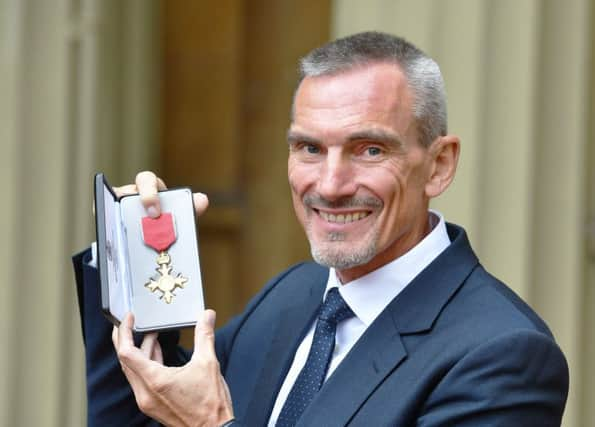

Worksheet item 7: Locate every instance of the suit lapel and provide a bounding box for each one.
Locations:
[244,267,327,426]
[297,308,406,426]
[298,224,479,425]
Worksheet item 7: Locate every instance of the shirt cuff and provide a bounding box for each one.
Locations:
[89,241,97,268]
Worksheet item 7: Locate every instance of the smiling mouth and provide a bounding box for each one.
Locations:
[317,210,371,224]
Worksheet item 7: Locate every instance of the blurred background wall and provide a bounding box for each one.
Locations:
[0,0,592,426]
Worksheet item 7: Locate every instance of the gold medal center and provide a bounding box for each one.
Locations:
[145,251,188,304]
[158,275,176,292]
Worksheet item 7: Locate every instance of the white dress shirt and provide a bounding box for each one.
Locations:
[267,211,451,426]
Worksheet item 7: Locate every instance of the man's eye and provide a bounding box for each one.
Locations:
[305,144,320,154]
[366,146,382,156]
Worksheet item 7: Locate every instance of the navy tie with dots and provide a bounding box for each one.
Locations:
[276,288,355,427]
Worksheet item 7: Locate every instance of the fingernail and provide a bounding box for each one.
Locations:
[147,206,159,218]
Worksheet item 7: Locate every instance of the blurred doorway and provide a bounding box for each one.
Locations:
[158,1,331,344]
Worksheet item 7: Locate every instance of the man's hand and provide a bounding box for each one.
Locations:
[114,170,209,218]
[112,310,234,427]
[110,171,229,426]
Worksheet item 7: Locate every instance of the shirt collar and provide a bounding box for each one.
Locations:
[324,210,451,327]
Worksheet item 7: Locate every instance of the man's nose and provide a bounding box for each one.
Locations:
[317,152,357,201]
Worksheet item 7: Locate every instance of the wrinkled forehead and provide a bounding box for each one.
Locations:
[291,63,416,137]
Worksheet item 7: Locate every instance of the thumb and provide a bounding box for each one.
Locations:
[192,309,217,360]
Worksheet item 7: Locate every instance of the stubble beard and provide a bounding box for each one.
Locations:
[301,193,382,271]
[309,229,378,270]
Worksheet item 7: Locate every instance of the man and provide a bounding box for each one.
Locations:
[74,32,569,426]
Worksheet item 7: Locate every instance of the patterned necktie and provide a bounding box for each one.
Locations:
[276,287,355,426]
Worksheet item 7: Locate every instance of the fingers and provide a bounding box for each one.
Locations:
[112,313,151,407]
[113,171,167,217]
[116,313,142,370]
[193,192,209,216]
[117,313,136,352]
[192,309,217,360]
[114,184,140,199]
[112,325,119,349]
[140,333,158,357]
[137,171,165,218]
[109,171,206,221]
[153,341,164,363]
[115,313,158,379]
[140,333,164,364]
[112,314,147,392]
[136,171,168,191]
[156,176,168,191]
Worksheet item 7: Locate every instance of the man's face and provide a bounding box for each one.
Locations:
[288,63,435,283]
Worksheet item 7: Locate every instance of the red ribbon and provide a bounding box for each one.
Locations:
[142,212,176,252]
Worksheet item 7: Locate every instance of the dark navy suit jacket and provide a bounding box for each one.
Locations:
[74,224,569,426]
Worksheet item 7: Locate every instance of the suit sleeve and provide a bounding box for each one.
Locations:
[73,249,189,427]
[417,329,569,427]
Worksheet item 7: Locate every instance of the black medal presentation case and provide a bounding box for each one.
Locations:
[94,173,205,332]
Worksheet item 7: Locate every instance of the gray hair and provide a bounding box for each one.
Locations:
[296,31,447,147]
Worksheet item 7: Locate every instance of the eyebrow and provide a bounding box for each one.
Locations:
[346,129,404,150]
[287,128,404,150]
[286,130,321,145]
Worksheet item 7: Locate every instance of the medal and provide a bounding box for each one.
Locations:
[142,213,188,303]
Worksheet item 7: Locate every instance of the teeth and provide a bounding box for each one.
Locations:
[319,211,369,223]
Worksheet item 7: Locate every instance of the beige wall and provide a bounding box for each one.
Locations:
[333,1,591,426]
[1,1,81,424]
[0,0,159,425]
[584,2,595,420]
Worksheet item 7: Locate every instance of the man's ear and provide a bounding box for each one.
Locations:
[425,135,460,198]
